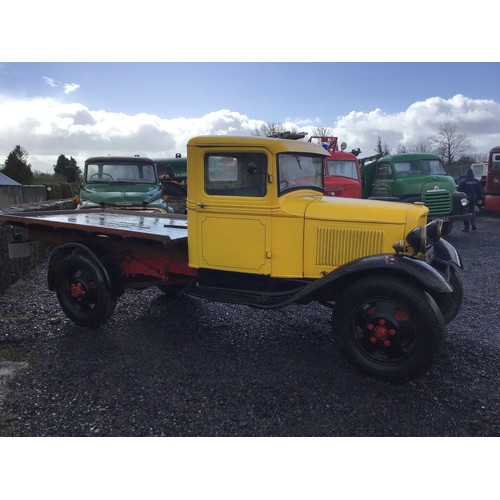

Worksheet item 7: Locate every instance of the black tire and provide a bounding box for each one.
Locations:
[432,265,463,324]
[331,276,445,382]
[441,221,454,236]
[55,253,117,327]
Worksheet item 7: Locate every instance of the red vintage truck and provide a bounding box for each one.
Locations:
[308,136,362,198]
[484,146,500,212]
[0,135,464,382]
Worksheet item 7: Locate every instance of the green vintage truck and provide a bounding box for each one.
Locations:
[361,153,470,235]
[76,155,173,213]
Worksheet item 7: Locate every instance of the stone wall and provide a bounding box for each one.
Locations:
[0,200,75,294]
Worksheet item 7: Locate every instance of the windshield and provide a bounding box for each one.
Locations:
[325,159,359,180]
[394,158,448,177]
[277,153,324,194]
[85,162,158,184]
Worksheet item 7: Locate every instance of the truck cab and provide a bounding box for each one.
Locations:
[484,146,500,212]
[187,137,434,280]
[361,152,470,235]
[77,155,173,213]
[308,136,362,198]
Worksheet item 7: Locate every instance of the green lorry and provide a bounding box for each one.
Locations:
[361,153,470,235]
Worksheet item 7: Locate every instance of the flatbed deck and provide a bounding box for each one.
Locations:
[0,209,188,243]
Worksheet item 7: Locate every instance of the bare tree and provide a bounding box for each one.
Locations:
[252,122,293,137]
[430,123,470,166]
[311,126,334,137]
[397,138,433,154]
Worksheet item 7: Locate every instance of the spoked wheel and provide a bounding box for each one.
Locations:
[55,253,117,327]
[332,276,445,382]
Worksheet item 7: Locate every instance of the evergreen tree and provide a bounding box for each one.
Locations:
[1,145,34,184]
[54,154,81,182]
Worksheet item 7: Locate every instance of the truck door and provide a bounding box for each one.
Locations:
[371,162,395,197]
[193,151,272,274]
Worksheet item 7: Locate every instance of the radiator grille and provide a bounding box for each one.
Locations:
[316,226,385,267]
[422,191,451,215]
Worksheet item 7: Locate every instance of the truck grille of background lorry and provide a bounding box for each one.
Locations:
[316,226,384,267]
[422,192,452,215]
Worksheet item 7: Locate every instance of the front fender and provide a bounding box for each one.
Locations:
[314,253,453,296]
[258,253,453,309]
[433,238,463,270]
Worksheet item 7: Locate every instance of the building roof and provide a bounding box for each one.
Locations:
[0,172,21,186]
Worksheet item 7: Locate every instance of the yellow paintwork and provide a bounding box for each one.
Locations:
[186,136,429,278]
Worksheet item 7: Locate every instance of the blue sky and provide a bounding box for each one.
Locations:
[1,61,500,173]
[3,62,500,121]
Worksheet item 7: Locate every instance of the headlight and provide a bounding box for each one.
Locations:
[426,219,442,241]
[460,197,469,206]
[406,226,426,255]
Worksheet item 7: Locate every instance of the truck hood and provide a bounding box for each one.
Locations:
[420,176,456,194]
[82,184,161,205]
[303,195,424,224]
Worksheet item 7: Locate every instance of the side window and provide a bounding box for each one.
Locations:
[492,153,500,171]
[204,153,267,197]
[376,163,393,180]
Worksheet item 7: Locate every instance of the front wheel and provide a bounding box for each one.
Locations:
[55,253,117,327]
[331,276,445,382]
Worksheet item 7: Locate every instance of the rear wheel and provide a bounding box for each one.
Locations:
[331,276,445,382]
[55,253,117,327]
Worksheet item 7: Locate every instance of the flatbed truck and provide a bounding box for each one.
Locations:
[0,136,464,381]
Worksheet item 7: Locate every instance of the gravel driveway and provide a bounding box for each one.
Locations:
[0,213,499,437]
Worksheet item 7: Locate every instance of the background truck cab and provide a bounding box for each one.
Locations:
[361,152,469,235]
[77,155,172,213]
[308,135,362,198]
[484,146,500,212]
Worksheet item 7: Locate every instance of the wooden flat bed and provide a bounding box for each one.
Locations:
[0,209,188,243]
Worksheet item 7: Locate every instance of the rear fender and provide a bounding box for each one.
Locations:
[48,242,118,293]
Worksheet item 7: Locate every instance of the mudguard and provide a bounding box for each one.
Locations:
[256,253,453,309]
[433,238,463,269]
[47,242,113,292]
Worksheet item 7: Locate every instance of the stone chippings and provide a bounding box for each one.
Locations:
[0,214,499,437]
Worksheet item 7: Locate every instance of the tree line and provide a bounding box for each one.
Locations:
[254,122,487,170]
[1,145,82,185]
[1,122,488,185]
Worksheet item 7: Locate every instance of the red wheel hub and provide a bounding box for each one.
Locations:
[71,282,86,301]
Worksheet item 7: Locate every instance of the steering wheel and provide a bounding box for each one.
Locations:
[90,173,114,181]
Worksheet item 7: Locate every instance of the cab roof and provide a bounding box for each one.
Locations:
[187,135,330,156]
[85,156,154,164]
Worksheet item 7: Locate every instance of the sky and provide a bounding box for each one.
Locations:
[1,61,500,174]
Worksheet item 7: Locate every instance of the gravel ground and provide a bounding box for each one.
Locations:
[0,213,499,437]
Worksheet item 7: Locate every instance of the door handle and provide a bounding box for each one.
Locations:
[197,203,206,208]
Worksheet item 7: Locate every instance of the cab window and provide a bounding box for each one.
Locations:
[376,163,393,180]
[204,153,267,197]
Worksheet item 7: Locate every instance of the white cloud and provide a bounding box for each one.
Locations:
[1,94,499,173]
[43,76,80,94]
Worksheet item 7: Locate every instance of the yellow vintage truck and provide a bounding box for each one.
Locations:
[0,136,464,381]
